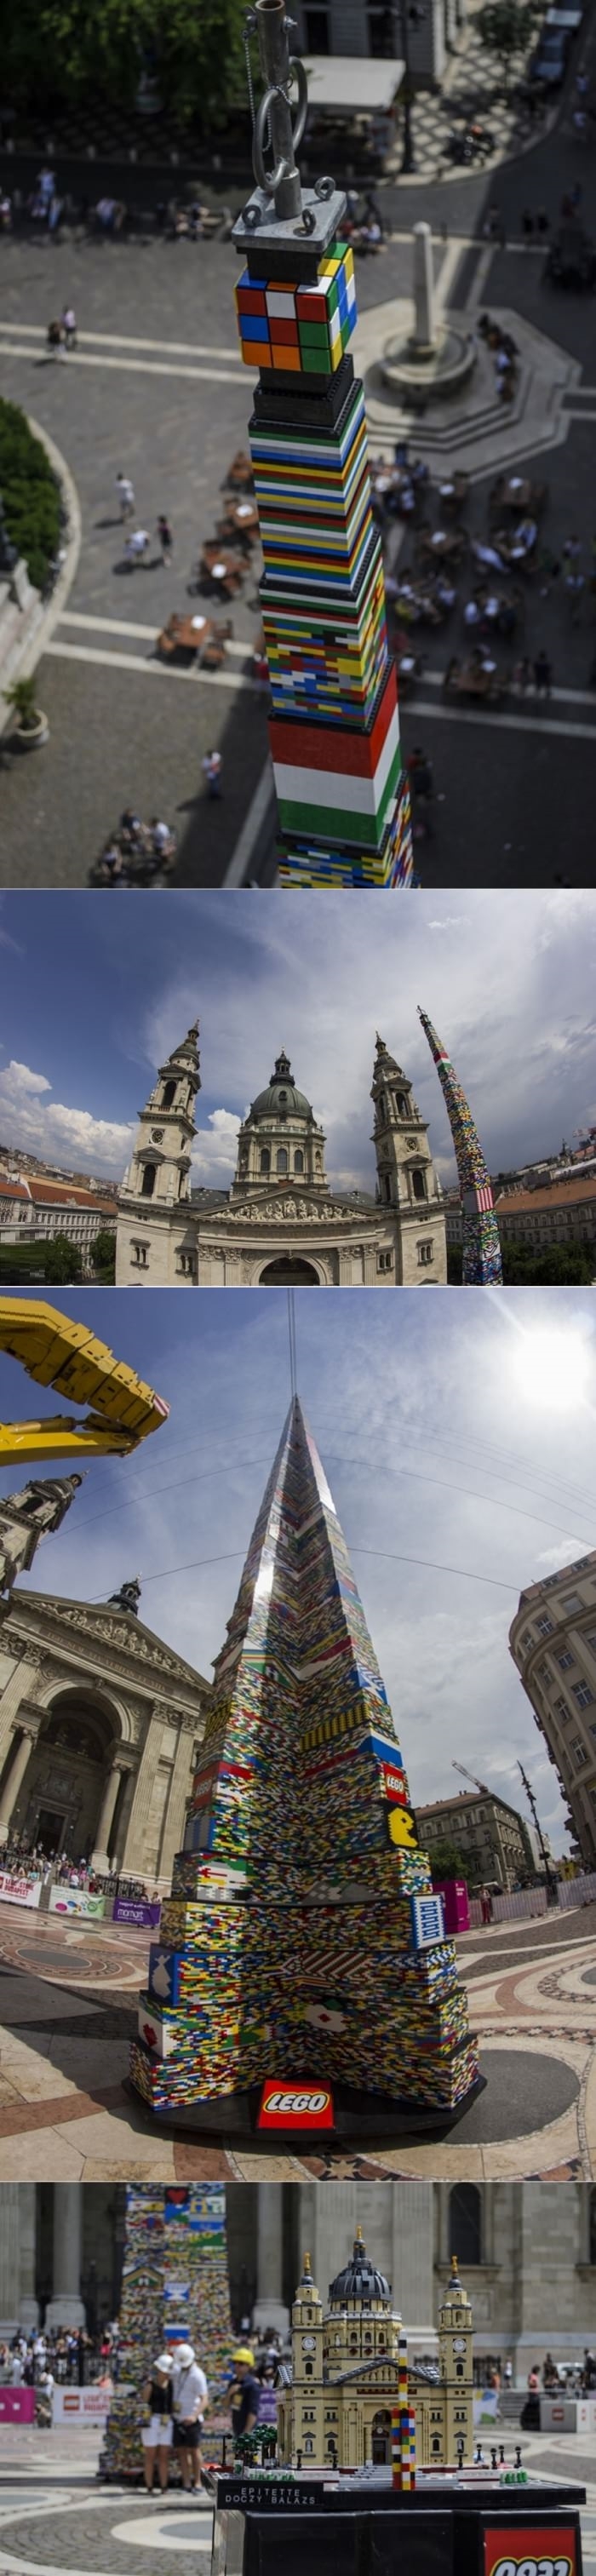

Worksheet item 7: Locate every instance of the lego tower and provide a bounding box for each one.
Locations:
[131,1397,479,2131]
[232,0,413,889]
[103,2185,232,2478]
[418,1007,503,1285]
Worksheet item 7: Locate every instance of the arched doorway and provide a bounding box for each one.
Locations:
[371,2410,392,2464]
[20,1692,121,1861]
[259,1259,320,1285]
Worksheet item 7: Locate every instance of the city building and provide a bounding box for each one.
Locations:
[415,1790,536,1891]
[293,0,467,95]
[0,1171,117,1272]
[277,2233,473,2470]
[494,1173,596,1262]
[116,1024,447,1288]
[4,2185,596,2382]
[510,1551,596,1868]
[0,1575,210,1881]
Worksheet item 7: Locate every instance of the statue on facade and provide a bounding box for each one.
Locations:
[0,1474,85,1607]
[108,1575,141,1617]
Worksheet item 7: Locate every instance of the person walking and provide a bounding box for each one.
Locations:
[256,2358,278,2430]
[61,306,77,350]
[521,209,534,239]
[116,473,135,522]
[564,571,585,623]
[534,650,552,696]
[171,2342,209,2493]
[125,527,150,569]
[202,748,222,798]
[157,513,173,566]
[140,2353,174,2498]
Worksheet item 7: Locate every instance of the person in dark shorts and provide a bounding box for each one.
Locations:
[171,2342,209,2492]
[229,2346,261,2449]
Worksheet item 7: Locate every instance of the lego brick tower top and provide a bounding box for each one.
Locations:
[131,1397,479,2125]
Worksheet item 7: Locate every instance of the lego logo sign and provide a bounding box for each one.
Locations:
[258,2082,334,2131]
[484,2528,576,2576]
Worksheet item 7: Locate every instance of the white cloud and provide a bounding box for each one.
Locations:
[191,1108,241,1185]
[0,1061,134,1175]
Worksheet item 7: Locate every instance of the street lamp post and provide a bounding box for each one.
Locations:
[395,0,416,172]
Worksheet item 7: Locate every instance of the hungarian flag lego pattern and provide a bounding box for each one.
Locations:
[235,235,413,890]
[418,1008,503,1285]
[130,1397,478,2120]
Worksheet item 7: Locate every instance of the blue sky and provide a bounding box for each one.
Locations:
[1,888,595,1193]
[3,1284,596,1852]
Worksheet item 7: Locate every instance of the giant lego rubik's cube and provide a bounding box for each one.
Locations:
[232,169,412,886]
[103,2185,232,2479]
[130,1397,479,2127]
[418,1008,503,1285]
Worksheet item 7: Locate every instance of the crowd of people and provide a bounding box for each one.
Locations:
[0,1830,158,1902]
[93,811,177,886]
[0,2321,122,2395]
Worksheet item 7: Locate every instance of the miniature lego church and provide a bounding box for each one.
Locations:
[277,2235,474,2476]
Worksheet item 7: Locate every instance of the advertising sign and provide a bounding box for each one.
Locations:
[52,2387,132,2426]
[257,2081,335,2132]
[0,1872,42,1910]
[539,2399,578,2434]
[49,1889,106,1919]
[483,2524,578,2576]
[576,2398,596,2434]
[0,2390,36,2423]
[113,1899,161,1928]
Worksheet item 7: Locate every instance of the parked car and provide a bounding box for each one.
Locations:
[530,26,571,80]
[545,221,596,284]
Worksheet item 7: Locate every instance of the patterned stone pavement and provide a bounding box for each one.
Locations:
[0,1900,595,2181]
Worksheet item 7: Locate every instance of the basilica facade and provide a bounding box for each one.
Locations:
[115,1024,447,1288]
[0,1578,210,1883]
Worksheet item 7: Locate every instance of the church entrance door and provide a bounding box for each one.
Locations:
[36,1805,66,1856]
[259,1259,319,1285]
[371,2412,392,2464]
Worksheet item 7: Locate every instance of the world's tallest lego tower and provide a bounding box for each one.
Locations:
[131,1396,479,2133]
[232,0,413,889]
[418,1007,503,1285]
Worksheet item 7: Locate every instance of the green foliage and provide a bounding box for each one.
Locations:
[43,1235,83,1282]
[3,674,41,728]
[0,398,60,593]
[90,1228,117,1277]
[501,1239,594,1284]
[478,0,528,58]
[3,0,249,127]
[427,1840,470,1886]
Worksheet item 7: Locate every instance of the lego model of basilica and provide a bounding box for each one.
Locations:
[116,1023,447,1288]
[276,2233,474,2473]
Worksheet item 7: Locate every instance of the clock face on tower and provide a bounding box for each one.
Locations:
[301,2335,316,2352]
[452,2336,467,2355]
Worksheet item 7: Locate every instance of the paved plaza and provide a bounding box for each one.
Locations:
[0,2428,595,2576]
[0,1901,594,2181]
[1,42,596,886]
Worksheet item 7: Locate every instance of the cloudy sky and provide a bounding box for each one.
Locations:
[1,888,595,1194]
[3,1285,596,1853]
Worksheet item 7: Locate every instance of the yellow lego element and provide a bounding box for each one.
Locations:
[0,1298,169,1463]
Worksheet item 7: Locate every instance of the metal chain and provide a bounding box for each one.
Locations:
[243,12,257,131]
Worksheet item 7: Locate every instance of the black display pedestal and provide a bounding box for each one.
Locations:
[127,2068,486,2147]
[212,2475,586,2576]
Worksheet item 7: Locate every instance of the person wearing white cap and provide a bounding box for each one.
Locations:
[171,2342,209,2492]
[141,2353,174,2497]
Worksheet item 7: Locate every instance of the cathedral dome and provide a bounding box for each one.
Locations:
[249,1050,314,1125]
[329,2229,392,2309]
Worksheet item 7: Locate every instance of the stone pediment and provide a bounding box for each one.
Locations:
[208,1196,375,1228]
[5,1593,208,1700]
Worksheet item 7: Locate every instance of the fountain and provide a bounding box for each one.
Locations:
[381,221,476,408]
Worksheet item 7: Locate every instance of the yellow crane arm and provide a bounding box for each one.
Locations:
[0,1298,169,1464]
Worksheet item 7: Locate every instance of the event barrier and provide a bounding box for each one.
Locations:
[52,2387,131,2427]
[0,2390,36,2422]
[540,2396,579,2433]
[112,1898,161,1929]
[0,1871,41,1909]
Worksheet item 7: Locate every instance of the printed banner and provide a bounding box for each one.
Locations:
[52,2387,132,2425]
[49,1888,106,1919]
[483,2523,578,2576]
[113,1899,161,1928]
[0,1872,42,1909]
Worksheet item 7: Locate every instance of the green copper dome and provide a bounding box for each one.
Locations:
[249,1049,314,1123]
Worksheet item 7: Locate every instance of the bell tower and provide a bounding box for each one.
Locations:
[289,2252,325,2465]
[438,2255,474,2463]
[371,1035,447,1285]
[120,1021,201,1210]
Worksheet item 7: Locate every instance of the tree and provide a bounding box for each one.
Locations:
[3,0,249,128]
[478,0,529,81]
[90,1229,117,1279]
[501,1240,594,1285]
[43,1235,83,1284]
[425,1840,470,1885]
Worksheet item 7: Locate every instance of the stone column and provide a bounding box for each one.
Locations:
[412,222,435,352]
[19,2185,39,2330]
[0,2183,26,2332]
[0,1653,43,1759]
[45,2184,85,2326]
[253,2183,289,2334]
[119,1708,163,1876]
[158,1723,195,1880]
[92,1758,126,1872]
[0,1720,37,1841]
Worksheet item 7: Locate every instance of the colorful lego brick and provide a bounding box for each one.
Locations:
[418,1012,503,1282]
[411,1893,446,1950]
[234,243,357,378]
[103,2185,232,2480]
